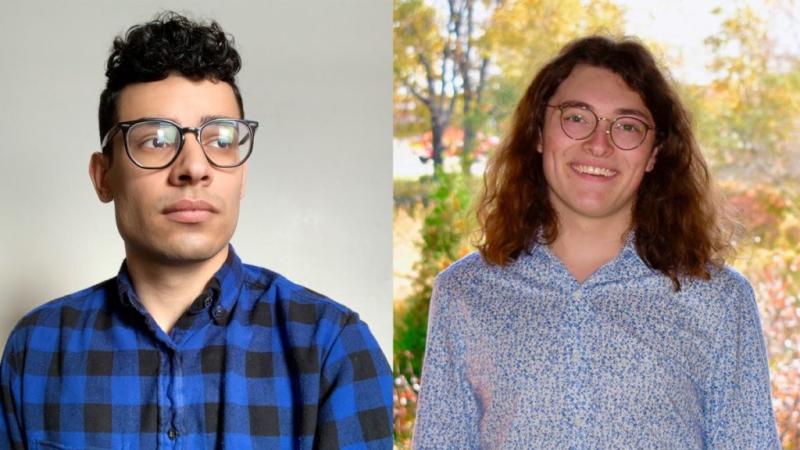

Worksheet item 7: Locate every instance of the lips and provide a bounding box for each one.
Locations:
[162,199,218,223]
[571,163,617,178]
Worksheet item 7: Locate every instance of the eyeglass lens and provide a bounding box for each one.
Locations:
[126,120,253,168]
[559,106,648,150]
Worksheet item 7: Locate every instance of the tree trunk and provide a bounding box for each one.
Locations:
[461,117,476,174]
[431,119,445,169]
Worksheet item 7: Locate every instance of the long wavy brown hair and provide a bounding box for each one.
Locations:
[476,35,734,289]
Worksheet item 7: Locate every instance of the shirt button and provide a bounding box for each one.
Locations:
[571,349,580,364]
[575,414,585,427]
[167,428,178,440]
[572,290,581,301]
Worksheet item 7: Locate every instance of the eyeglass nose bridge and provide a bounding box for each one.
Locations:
[597,116,613,133]
[172,126,203,153]
[170,125,228,169]
[582,116,614,140]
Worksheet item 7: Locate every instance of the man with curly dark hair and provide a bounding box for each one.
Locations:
[0,12,392,449]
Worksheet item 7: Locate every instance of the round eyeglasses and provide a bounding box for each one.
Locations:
[547,104,654,150]
[101,118,259,169]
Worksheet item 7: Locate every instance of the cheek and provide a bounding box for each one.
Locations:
[111,181,157,227]
[540,136,567,181]
[541,123,573,157]
[113,191,144,232]
[226,173,246,201]
[217,175,245,220]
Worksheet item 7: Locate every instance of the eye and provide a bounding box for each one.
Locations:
[143,135,168,148]
[130,125,178,151]
[203,124,239,150]
[564,113,586,123]
[560,106,594,126]
[614,119,644,134]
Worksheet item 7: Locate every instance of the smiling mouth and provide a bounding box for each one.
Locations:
[571,164,617,177]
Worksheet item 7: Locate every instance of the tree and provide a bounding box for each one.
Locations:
[394,0,499,172]
[394,169,475,375]
[692,5,800,181]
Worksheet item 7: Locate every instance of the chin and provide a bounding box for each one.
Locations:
[163,246,227,264]
[119,220,236,264]
[127,235,230,266]
[170,237,230,260]
[578,204,632,221]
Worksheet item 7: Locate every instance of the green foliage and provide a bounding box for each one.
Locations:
[393,0,441,79]
[393,0,441,138]
[688,5,800,182]
[394,169,476,376]
[393,170,477,445]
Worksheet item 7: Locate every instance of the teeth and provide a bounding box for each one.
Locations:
[573,164,615,177]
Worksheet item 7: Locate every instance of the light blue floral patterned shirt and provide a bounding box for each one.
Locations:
[413,238,779,449]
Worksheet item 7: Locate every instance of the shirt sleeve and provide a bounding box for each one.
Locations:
[315,313,393,449]
[412,273,480,449]
[703,276,780,449]
[0,329,26,450]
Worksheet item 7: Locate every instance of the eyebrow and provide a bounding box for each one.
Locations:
[200,114,240,124]
[559,100,652,121]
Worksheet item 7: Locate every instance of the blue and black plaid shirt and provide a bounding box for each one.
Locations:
[0,246,392,449]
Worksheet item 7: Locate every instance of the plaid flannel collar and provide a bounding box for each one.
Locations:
[115,244,246,327]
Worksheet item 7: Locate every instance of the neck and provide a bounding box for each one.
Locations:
[550,210,631,284]
[124,245,229,334]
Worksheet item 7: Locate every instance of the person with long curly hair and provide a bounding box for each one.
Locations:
[413,36,778,448]
[0,12,391,449]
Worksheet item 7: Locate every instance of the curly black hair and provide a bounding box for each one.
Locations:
[98,11,244,152]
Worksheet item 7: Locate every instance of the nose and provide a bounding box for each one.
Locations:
[168,132,213,186]
[582,118,614,157]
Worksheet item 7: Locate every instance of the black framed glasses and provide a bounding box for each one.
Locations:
[547,104,654,150]
[101,118,259,169]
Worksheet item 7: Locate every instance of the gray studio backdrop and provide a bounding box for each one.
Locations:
[0,1,392,357]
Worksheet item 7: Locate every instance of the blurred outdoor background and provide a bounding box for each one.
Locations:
[392,0,800,447]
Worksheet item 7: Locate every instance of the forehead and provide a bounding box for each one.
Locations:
[116,74,241,124]
[550,64,651,120]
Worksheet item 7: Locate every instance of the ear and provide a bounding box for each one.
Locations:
[645,145,659,172]
[89,152,114,203]
[239,162,247,199]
